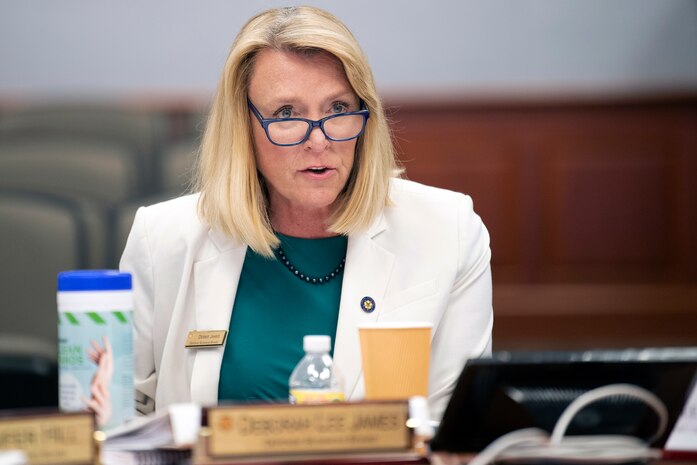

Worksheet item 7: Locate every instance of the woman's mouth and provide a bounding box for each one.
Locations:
[301,166,335,179]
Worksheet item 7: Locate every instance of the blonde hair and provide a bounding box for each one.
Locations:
[195,6,400,257]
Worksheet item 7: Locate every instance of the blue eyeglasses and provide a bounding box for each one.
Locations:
[248,99,370,147]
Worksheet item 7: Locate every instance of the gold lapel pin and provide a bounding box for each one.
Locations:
[360,296,376,313]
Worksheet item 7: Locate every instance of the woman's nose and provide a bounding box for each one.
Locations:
[304,125,329,151]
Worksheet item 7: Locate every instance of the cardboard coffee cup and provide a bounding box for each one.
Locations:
[358,322,432,400]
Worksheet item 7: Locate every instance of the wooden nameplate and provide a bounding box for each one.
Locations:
[195,401,422,464]
[0,410,96,465]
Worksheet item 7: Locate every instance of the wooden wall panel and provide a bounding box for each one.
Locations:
[387,98,697,349]
[492,284,697,349]
[675,121,697,282]
[389,99,697,284]
[542,143,674,282]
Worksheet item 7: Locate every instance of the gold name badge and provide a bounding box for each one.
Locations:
[0,412,95,465]
[204,401,412,459]
[185,330,228,348]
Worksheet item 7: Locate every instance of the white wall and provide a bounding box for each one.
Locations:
[1,0,696,101]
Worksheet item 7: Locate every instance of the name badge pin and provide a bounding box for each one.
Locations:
[185,330,228,348]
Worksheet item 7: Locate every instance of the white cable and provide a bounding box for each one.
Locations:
[467,428,548,465]
[463,383,668,465]
[551,383,668,445]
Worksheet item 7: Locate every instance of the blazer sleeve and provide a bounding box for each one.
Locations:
[119,206,157,415]
[429,194,493,420]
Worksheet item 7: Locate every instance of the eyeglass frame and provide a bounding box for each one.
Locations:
[247,98,370,147]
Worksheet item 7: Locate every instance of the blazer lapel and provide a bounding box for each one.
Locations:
[190,228,246,406]
[334,212,394,398]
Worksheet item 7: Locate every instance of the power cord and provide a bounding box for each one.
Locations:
[466,384,668,465]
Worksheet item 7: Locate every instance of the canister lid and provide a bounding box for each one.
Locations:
[57,270,132,291]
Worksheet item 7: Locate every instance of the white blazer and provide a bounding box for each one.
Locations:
[120,178,493,420]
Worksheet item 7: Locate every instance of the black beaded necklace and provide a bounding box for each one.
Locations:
[274,245,346,285]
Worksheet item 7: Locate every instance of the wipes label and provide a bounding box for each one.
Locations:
[58,310,134,430]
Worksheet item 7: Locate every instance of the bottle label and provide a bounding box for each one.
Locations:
[289,389,345,404]
[58,309,134,430]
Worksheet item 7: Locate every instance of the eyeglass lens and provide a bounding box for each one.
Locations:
[267,114,365,145]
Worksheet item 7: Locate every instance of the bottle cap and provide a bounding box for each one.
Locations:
[303,335,331,353]
[58,270,132,291]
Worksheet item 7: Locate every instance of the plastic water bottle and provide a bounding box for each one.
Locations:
[57,270,134,429]
[289,335,345,404]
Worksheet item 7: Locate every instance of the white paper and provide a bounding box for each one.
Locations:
[103,403,201,451]
[665,382,697,451]
[0,451,27,465]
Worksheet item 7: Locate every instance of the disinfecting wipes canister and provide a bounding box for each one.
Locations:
[57,270,134,430]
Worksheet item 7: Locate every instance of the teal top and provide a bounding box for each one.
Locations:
[218,233,348,402]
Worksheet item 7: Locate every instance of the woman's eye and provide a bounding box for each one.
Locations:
[331,102,348,114]
[274,107,293,118]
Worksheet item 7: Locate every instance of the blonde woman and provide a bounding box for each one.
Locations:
[120,6,492,421]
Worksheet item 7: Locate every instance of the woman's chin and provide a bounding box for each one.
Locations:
[282,189,342,213]
[299,195,340,214]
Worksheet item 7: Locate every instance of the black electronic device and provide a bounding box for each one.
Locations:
[430,348,697,452]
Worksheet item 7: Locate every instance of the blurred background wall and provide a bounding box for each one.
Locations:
[1,0,696,377]
[1,0,697,100]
